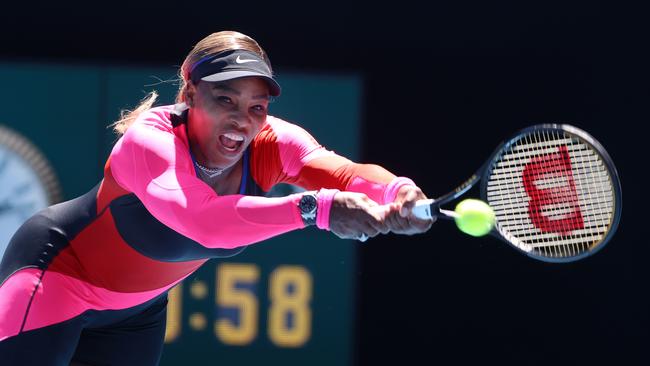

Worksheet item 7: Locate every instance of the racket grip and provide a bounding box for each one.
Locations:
[411,199,458,220]
[411,199,435,219]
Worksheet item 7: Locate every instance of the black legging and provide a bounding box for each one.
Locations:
[0,294,168,366]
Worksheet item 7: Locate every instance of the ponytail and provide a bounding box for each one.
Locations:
[110,91,159,135]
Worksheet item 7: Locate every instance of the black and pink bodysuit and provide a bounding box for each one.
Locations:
[0,104,415,365]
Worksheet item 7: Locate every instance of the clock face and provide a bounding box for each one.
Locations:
[0,126,61,257]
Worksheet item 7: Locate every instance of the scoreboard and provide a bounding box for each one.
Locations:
[162,228,357,365]
[0,62,362,365]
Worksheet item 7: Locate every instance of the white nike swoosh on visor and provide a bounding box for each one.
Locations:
[235,56,259,64]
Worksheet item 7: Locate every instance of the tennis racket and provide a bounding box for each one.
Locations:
[411,124,622,263]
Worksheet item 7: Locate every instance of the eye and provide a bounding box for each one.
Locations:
[251,104,267,113]
[217,96,233,104]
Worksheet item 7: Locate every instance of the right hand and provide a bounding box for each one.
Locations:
[328,192,390,241]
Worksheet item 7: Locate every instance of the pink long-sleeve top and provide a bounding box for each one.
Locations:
[106,104,415,256]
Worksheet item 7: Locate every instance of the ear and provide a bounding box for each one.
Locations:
[185,82,197,107]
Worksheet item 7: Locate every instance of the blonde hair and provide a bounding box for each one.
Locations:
[111,31,272,135]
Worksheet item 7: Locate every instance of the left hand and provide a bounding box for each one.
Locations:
[383,185,435,235]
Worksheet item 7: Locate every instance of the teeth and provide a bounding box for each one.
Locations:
[223,133,244,142]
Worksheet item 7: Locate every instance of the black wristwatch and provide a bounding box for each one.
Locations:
[298,192,318,226]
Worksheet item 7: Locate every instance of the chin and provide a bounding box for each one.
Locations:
[214,154,242,170]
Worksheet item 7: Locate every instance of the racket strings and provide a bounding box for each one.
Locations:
[486,129,615,259]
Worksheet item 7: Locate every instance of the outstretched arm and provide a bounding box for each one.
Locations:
[251,116,415,203]
[251,116,434,237]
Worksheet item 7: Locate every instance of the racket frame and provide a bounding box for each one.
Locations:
[419,124,622,263]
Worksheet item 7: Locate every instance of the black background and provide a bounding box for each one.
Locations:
[2,1,647,365]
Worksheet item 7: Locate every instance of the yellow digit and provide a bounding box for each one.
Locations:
[268,266,312,347]
[215,263,259,345]
[164,284,182,343]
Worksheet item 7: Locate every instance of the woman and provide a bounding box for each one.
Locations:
[0,31,433,365]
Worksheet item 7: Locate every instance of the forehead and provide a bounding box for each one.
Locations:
[202,77,270,95]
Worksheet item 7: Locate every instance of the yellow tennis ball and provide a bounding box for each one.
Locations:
[454,199,495,237]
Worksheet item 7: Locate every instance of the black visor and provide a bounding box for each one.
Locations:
[189,49,281,97]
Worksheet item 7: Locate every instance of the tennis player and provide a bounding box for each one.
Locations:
[0,31,433,365]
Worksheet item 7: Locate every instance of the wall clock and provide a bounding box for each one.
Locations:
[0,125,62,257]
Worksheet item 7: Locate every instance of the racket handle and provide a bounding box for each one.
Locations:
[411,199,458,220]
[411,199,434,219]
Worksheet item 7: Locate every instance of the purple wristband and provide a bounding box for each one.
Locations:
[316,188,339,230]
[383,177,416,203]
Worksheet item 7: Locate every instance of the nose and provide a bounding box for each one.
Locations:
[229,106,252,125]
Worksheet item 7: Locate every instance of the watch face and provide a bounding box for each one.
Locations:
[299,194,317,213]
[0,125,61,256]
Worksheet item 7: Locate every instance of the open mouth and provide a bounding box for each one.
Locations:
[218,133,245,153]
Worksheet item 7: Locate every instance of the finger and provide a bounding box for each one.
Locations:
[333,223,359,240]
[379,211,393,234]
[407,216,436,232]
[386,210,411,233]
[399,190,419,217]
[361,220,381,238]
[386,204,408,228]
[339,211,381,239]
[333,231,351,240]
[360,206,389,235]
[368,204,390,222]
[368,207,392,235]
[377,204,398,234]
